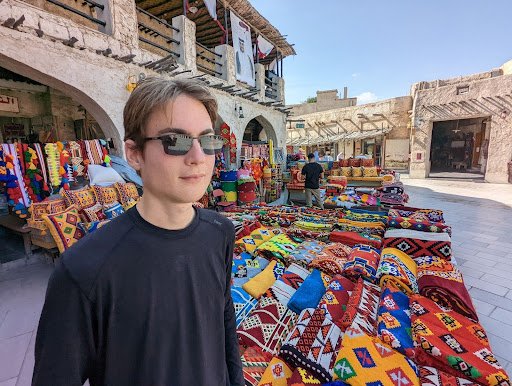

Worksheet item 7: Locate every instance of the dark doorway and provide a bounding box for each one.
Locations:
[429,117,488,179]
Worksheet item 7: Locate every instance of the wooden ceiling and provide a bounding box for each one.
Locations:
[135,0,295,63]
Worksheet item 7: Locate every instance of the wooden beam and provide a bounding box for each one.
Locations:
[149,2,181,18]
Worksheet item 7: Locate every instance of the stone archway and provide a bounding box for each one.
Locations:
[0,40,129,155]
[243,114,278,145]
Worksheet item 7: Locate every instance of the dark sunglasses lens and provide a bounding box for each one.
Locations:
[162,135,192,155]
[200,135,224,155]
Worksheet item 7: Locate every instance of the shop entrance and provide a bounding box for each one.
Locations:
[429,117,488,178]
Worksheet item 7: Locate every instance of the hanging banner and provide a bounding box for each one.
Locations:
[230,11,255,87]
[0,94,19,113]
[257,34,273,60]
[203,0,217,20]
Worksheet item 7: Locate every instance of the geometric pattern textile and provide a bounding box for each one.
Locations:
[93,185,120,206]
[410,294,510,386]
[257,356,293,385]
[103,201,125,219]
[233,254,270,288]
[332,325,420,386]
[287,366,322,385]
[256,234,300,263]
[377,285,415,358]
[237,228,281,254]
[376,248,419,295]
[232,286,259,328]
[62,185,97,210]
[42,205,85,253]
[318,275,355,328]
[383,229,452,261]
[309,250,348,277]
[387,216,452,236]
[243,260,286,299]
[416,256,478,322]
[241,346,273,386]
[343,244,381,283]
[419,366,480,386]
[266,263,310,307]
[285,240,326,268]
[329,231,382,249]
[340,279,381,335]
[279,308,343,383]
[237,293,298,355]
[114,182,140,207]
[388,207,445,223]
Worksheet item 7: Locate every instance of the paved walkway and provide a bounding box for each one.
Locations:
[1,178,512,385]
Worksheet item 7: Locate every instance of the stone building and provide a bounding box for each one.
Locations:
[289,87,357,116]
[410,59,512,183]
[0,0,294,163]
[287,96,413,169]
[288,59,512,182]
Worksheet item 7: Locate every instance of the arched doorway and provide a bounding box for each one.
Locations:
[241,115,279,165]
[0,51,123,154]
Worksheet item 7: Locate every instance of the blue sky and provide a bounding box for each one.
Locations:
[250,0,512,105]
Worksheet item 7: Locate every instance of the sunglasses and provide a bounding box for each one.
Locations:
[144,133,224,156]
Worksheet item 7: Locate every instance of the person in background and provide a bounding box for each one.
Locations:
[300,153,324,209]
[33,77,244,386]
[323,151,334,162]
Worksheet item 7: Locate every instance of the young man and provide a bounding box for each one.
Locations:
[300,153,324,209]
[32,78,244,386]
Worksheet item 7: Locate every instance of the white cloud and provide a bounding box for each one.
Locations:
[356,91,379,105]
[352,73,360,78]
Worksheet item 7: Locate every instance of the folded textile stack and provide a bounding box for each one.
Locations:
[383,228,452,261]
[220,170,238,202]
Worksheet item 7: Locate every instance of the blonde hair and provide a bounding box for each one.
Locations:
[123,77,218,150]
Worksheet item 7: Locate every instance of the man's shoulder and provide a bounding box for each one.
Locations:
[198,209,235,237]
[60,213,134,298]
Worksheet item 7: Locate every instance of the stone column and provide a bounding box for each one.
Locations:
[276,77,285,104]
[105,0,138,47]
[255,63,265,100]
[172,15,196,71]
[214,44,235,85]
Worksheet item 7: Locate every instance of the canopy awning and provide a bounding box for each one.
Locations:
[286,127,392,146]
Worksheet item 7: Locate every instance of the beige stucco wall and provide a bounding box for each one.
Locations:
[0,0,287,162]
[410,72,512,183]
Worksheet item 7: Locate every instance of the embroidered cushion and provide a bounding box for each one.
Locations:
[318,275,355,326]
[361,158,375,167]
[240,347,272,386]
[257,356,293,385]
[351,167,363,177]
[265,263,310,307]
[93,185,120,206]
[348,158,361,167]
[362,166,378,177]
[63,186,96,210]
[343,244,381,282]
[29,201,50,221]
[288,269,331,315]
[376,247,419,295]
[77,220,110,234]
[42,205,85,253]
[81,202,107,222]
[340,167,352,177]
[114,182,140,206]
[103,201,125,219]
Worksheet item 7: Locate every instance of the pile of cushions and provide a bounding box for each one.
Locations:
[27,181,140,253]
[225,204,510,386]
[220,170,238,203]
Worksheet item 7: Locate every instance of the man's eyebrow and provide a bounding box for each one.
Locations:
[156,128,215,136]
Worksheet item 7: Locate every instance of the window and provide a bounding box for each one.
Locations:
[457,86,470,95]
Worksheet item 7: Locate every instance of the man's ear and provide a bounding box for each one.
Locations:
[125,140,142,172]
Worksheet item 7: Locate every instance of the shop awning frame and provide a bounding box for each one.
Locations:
[286,127,393,146]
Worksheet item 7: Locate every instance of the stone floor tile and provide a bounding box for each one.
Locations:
[490,307,512,326]
[458,265,485,279]
[459,254,497,267]
[481,273,512,289]
[470,288,512,312]
[15,331,35,386]
[0,308,41,340]
[487,332,512,363]
[0,379,17,386]
[478,315,512,343]
[460,240,491,249]
[471,298,496,317]
[463,276,509,297]
[0,333,31,382]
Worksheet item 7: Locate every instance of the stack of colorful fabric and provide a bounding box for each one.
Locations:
[376,247,419,295]
[237,169,258,204]
[220,170,238,203]
[383,228,452,261]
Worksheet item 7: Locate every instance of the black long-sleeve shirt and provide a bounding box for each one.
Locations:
[33,207,244,386]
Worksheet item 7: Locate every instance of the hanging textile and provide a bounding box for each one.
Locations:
[203,0,217,20]
[257,35,274,60]
[85,139,104,165]
[33,143,50,195]
[230,133,237,165]
[69,141,85,177]
[2,144,31,216]
[44,143,62,188]
[230,11,255,87]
